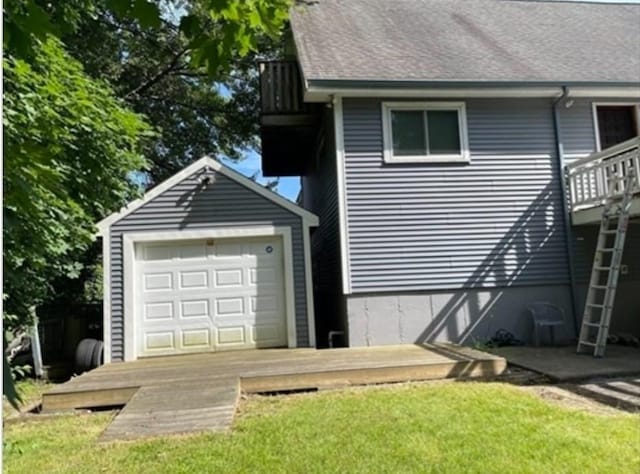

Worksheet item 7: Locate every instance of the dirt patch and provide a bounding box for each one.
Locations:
[519,385,630,416]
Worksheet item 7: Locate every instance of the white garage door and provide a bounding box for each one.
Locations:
[135,236,287,357]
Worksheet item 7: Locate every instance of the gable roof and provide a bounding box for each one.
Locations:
[291,0,640,87]
[96,157,318,234]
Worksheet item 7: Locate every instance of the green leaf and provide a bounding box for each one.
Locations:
[3,338,22,410]
[179,14,200,39]
[132,0,161,29]
[3,38,150,330]
[106,0,133,18]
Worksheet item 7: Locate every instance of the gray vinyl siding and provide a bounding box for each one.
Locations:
[304,112,341,293]
[572,224,640,283]
[558,99,597,161]
[342,98,570,293]
[559,98,640,163]
[301,110,346,342]
[108,167,308,361]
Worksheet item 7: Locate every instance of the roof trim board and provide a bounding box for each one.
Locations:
[304,85,640,103]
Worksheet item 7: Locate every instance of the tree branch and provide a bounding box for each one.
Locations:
[125,47,191,98]
[145,95,226,116]
[170,69,209,78]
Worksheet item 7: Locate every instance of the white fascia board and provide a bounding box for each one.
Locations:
[305,86,640,103]
[570,87,640,98]
[96,156,319,234]
[305,87,564,102]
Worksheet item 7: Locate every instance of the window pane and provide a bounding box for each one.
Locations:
[391,111,426,156]
[597,106,637,150]
[427,110,461,155]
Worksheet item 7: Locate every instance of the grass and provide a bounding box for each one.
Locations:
[3,379,53,419]
[4,382,639,474]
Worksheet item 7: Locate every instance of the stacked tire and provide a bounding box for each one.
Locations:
[74,338,104,374]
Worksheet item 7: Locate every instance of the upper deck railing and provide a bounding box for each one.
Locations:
[259,60,315,115]
[566,137,640,213]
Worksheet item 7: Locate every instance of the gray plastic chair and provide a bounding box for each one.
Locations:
[528,302,566,347]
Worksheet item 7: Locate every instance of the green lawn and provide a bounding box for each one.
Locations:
[3,379,53,419]
[4,382,639,474]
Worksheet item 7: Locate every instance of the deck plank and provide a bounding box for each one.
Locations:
[43,344,506,441]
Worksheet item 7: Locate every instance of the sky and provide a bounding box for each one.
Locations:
[221,152,301,202]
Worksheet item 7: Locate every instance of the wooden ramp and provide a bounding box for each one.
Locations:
[43,344,506,441]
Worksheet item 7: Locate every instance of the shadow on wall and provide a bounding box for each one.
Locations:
[411,182,574,346]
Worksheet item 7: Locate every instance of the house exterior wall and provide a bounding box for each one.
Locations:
[108,167,309,361]
[559,97,640,337]
[301,110,347,345]
[339,97,574,344]
[339,96,639,346]
[342,98,570,291]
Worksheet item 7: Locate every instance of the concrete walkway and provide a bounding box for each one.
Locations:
[43,344,506,441]
[569,376,640,412]
[494,345,640,381]
[494,345,640,412]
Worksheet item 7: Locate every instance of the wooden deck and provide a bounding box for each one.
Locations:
[43,344,506,441]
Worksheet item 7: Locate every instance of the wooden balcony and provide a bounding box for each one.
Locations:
[259,61,322,176]
[567,137,640,225]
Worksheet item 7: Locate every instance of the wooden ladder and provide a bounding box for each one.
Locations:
[576,170,635,357]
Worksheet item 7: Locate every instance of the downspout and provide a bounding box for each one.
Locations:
[552,86,580,336]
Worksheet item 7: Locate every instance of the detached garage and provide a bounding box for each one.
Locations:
[97,157,318,362]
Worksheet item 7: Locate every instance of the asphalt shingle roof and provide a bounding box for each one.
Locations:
[290,0,640,85]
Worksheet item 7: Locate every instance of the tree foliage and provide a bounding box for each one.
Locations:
[3,38,152,328]
[3,0,292,317]
[63,7,280,183]
[4,0,291,75]
[3,0,292,402]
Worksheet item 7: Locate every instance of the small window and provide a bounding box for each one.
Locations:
[382,102,469,163]
[594,104,639,151]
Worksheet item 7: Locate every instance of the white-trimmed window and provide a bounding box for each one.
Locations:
[382,102,470,163]
[591,103,640,151]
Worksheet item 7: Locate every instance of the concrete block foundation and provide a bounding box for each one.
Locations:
[346,285,576,347]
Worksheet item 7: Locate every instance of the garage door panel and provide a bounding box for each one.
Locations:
[249,267,278,286]
[178,242,207,259]
[215,297,245,317]
[214,268,244,287]
[136,236,287,358]
[145,331,175,351]
[251,325,283,346]
[213,241,243,258]
[179,299,210,319]
[144,245,174,261]
[216,326,246,346]
[250,295,278,314]
[179,270,208,289]
[181,329,211,349]
[144,272,173,291]
[144,301,174,321]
